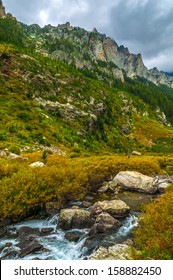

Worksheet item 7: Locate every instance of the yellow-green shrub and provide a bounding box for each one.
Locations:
[0,161,19,179]
[0,154,164,219]
[0,164,89,218]
[134,191,173,259]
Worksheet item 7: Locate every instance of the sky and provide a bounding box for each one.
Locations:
[2,0,173,72]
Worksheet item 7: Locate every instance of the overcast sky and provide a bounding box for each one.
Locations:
[3,0,173,72]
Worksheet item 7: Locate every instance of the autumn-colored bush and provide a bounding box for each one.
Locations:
[0,154,166,219]
[0,163,89,218]
[134,191,173,259]
[0,160,19,179]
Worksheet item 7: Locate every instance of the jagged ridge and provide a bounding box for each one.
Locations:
[23,22,173,88]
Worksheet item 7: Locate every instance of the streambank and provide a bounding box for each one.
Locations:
[0,171,171,260]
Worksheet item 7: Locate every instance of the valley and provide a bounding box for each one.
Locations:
[0,1,173,260]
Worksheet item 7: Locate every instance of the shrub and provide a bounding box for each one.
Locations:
[42,150,48,163]
[9,145,21,155]
[0,132,6,141]
[0,163,89,218]
[0,161,19,179]
[0,154,164,219]
[134,191,173,259]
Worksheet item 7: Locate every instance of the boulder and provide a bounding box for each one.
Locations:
[5,242,12,248]
[0,150,7,158]
[157,182,170,193]
[16,226,44,257]
[90,244,132,260]
[156,177,173,193]
[113,171,157,194]
[83,235,103,254]
[131,151,141,156]
[90,199,130,218]
[17,236,36,250]
[29,161,45,167]
[40,228,54,235]
[17,226,41,238]
[82,201,92,208]
[7,153,27,160]
[19,241,43,257]
[89,212,121,236]
[58,208,94,230]
[65,232,81,242]
[98,181,118,193]
[83,196,94,202]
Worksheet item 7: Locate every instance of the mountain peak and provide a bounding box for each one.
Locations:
[118,45,129,54]
[0,0,5,18]
[57,22,71,29]
[92,27,99,33]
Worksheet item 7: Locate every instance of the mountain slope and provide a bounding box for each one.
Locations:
[1,12,173,154]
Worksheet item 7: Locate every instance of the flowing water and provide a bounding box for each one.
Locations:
[0,213,137,260]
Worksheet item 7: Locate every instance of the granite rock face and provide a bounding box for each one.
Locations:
[1,1,173,87]
[20,19,173,88]
[0,1,5,18]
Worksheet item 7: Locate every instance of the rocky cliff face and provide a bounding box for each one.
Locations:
[95,34,173,87]
[23,23,173,88]
[0,1,5,18]
[0,1,173,87]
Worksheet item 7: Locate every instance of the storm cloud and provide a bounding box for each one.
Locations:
[3,0,173,71]
[108,0,173,71]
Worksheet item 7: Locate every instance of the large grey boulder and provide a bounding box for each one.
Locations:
[58,208,94,230]
[113,171,157,194]
[90,199,130,218]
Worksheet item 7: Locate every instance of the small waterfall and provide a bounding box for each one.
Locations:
[0,215,89,260]
[45,214,58,229]
[103,214,138,245]
[117,214,138,237]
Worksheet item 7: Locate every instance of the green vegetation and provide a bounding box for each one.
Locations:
[134,187,173,259]
[0,154,166,219]
[1,11,173,260]
[1,17,173,154]
[1,42,173,153]
[0,16,24,47]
